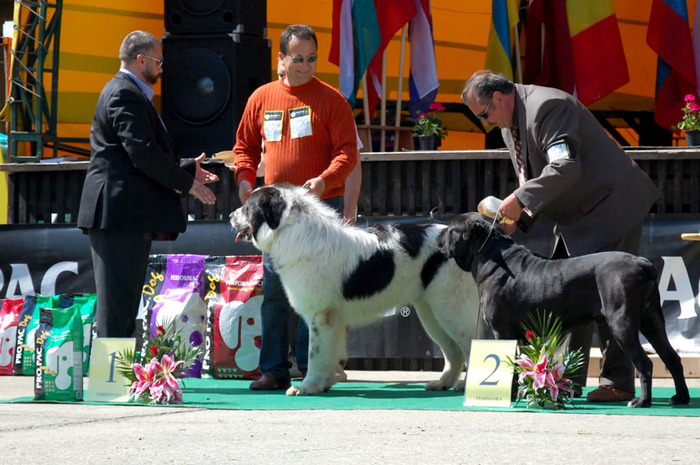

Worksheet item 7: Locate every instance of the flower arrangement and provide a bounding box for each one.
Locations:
[412,102,448,140]
[673,94,700,132]
[115,321,200,404]
[507,312,584,409]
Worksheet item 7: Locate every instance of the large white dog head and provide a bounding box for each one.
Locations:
[230,183,339,253]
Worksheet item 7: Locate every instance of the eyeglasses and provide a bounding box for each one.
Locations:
[285,54,318,64]
[144,55,164,69]
[475,97,493,120]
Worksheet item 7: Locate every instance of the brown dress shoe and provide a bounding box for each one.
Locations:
[249,374,291,391]
[586,385,635,402]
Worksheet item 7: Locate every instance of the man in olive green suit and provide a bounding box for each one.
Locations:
[462,70,659,403]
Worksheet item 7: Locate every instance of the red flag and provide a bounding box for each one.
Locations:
[523,0,575,94]
[646,0,696,130]
[365,0,417,120]
[567,3,629,106]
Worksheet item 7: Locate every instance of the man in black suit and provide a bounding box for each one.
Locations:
[77,30,218,338]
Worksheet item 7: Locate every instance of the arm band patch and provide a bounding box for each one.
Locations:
[546,140,576,163]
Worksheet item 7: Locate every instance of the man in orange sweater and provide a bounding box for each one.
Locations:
[233,24,358,391]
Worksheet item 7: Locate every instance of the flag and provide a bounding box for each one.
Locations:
[694,2,700,96]
[567,1,629,106]
[408,0,439,119]
[646,0,696,130]
[364,0,416,120]
[329,0,382,107]
[523,0,575,94]
[485,0,520,81]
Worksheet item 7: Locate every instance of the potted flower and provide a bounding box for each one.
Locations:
[507,311,584,410]
[412,102,448,150]
[115,321,201,404]
[674,94,700,147]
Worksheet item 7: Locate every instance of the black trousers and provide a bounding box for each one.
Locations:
[89,229,152,338]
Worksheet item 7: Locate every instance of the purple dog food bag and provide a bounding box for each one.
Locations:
[140,254,207,377]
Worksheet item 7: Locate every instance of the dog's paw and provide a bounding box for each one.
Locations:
[424,380,451,391]
[454,379,466,392]
[627,397,651,408]
[286,385,303,396]
[670,393,691,405]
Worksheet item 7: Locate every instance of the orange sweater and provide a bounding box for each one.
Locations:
[234,76,358,199]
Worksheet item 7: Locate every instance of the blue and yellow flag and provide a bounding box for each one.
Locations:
[485,0,520,81]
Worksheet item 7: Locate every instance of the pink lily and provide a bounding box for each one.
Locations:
[544,363,575,401]
[531,353,549,390]
[514,353,549,390]
[149,354,184,404]
[128,359,156,400]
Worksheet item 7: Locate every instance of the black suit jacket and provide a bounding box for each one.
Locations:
[78,72,195,237]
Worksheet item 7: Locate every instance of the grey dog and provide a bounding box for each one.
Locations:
[436,212,690,408]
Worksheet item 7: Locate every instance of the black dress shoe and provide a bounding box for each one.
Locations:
[249,374,291,391]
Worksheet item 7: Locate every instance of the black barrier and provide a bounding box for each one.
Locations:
[1,215,699,357]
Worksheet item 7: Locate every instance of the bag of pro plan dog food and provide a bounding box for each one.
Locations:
[0,298,24,375]
[34,306,84,401]
[139,254,207,377]
[13,295,61,376]
[202,256,264,380]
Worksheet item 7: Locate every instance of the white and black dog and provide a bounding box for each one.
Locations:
[437,212,690,408]
[230,184,480,396]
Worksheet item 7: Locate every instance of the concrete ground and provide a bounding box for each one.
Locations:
[0,372,698,465]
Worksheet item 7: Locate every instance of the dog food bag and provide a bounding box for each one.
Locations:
[13,295,61,376]
[34,305,84,401]
[140,254,207,377]
[59,293,97,375]
[0,298,25,375]
[202,255,263,380]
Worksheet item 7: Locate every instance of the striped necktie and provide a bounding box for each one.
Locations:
[511,125,527,186]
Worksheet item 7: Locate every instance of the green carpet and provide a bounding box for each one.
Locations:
[3,379,700,416]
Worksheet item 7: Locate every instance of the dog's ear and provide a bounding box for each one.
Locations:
[460,215,491,249]
[260,187,287,230]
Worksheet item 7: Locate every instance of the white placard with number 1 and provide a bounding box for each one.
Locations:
[463,339,517,407]
[85,338,135,403]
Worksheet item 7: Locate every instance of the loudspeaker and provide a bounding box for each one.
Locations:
[165,0,266,37]
[161,33,271,159]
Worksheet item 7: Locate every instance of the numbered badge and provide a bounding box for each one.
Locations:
[289,106,312,139]
[463,339,517,407]
[263,110,284,142]
[85,338,135,402]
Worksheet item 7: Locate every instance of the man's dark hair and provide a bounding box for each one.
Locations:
[280,24,318,54]
[462,70,515,105]
[119,30,159,64]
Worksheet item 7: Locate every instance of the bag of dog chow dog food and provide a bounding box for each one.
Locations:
[139,254,207,377]
[201,256,263,380]
[0,298,25,375]
[13,295,61,376]
[34,305,84,401]
[59,294,97,375]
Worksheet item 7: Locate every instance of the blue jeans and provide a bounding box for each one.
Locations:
[258,195,344,382]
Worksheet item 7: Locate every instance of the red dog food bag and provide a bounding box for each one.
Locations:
[202,255,263,380]
[0,298,24,375]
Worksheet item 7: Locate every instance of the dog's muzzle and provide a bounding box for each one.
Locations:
[235,227,252,243]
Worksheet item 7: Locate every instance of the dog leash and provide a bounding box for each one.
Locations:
[477,213,500,254]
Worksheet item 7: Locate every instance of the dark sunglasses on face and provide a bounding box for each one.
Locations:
[476,97,493,120]
[286,54,318,64]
